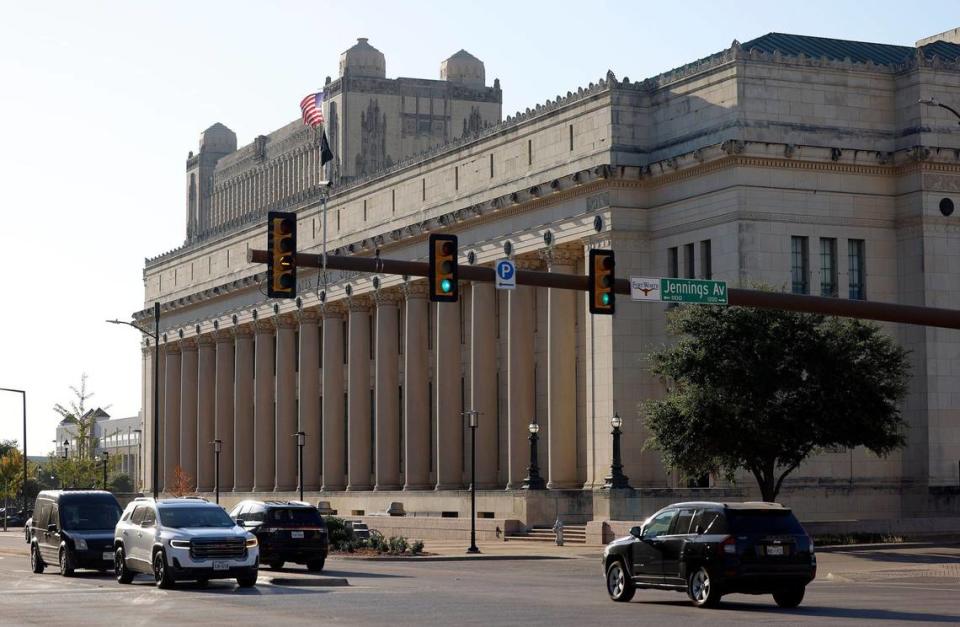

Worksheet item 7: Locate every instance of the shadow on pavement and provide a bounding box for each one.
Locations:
[635,598,960,622]
[839,551,960,565]
[320,568,409,579]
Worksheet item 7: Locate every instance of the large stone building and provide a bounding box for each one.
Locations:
[136,32,960,532]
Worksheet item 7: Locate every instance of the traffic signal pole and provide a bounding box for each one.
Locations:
[247,249,960,331]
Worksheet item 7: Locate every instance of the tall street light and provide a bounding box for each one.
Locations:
[107,301,160,498]
[603,413,631,490]
[212,439,222,504]
[463,410,481,554]
[0,388,27,508]
[97,451,110,490]
[293,432,306,502]
[522,423,545,490]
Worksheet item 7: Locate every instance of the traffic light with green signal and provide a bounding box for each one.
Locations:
[429,233,458,302]
[588,249,615,315]
[267,211,297,298]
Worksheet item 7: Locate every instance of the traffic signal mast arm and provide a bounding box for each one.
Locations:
[246,249,960,330]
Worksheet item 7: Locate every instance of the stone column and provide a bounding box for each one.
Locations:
[163,342,181,491]
[321,306,346,491]
[374,291,401,491]
[298,309,321,491]
[347,297,372,491]
[233,326,255,491]
[214,328,235,491]
[196,335,216,492]
[547,249,579,488]
[435,298,463,490]
[275,315,298,491]
[253,318,275,492]
[403,282,431,489]
[156,345,166,491]
[470,281,499,488]
[179,339,199,489]
[507,281,536,489]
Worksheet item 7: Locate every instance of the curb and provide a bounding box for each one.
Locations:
[330,554,571,562]
[268,576,350,587]
[817,539,960,553]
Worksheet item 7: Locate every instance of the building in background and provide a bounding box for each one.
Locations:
[55,409,143,489]
[135,32,960,529]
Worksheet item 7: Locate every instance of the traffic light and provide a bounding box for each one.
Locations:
[429,233,458,302]
[267,211,297,298]
[588,249,615,315]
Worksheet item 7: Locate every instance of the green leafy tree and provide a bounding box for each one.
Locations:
[53,374,102,460]
[108,473,134,493]
[0,449,25,526]
[643,304,910,502]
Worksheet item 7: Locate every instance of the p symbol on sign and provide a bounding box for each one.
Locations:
[496,259,516,290]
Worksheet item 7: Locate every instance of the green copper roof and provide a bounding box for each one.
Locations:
[741,32,960,65]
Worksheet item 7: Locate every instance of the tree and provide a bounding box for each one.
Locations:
[170,466,194,497]
[108,473,134,494]
[0,449,25,529]
[53,374,103,460]
[643,304,910,502]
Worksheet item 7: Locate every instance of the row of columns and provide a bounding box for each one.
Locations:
[147,252,580,495]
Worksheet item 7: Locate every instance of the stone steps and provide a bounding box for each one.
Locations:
[504,524,587,544]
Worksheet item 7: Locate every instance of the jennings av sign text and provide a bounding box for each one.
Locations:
[630,277,728,305]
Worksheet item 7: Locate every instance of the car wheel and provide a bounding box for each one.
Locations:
[773,586,805,608]
[115,547,134,584]
[605,559,635,602]
[58,546,75,577]
[688,566,721,608]
[268,560,285,570]
[306,558,326,572]
[30,544,44,574]
[153,550,175,589]
[236,572,258,588]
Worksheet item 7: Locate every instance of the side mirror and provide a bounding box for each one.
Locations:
[629,526,643,539]
[47,523,57,533]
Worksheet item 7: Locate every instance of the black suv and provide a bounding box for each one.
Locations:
[602,502,816,608]
[29,490,123,576]
[230,501,329,571]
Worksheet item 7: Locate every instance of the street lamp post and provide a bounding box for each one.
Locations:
[212,439,222,504]
[0,388,27,509]
[133,429,143,494]
[99,452,109,490]
[294,432,306,502]
[463,410,480,554]
[522,423,546,490]
[107,301,160,498]
[603,413,631,489]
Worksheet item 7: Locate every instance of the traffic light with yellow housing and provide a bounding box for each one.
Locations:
[588,249,615,315]
[267,211,297,298]
[429,233,458,302]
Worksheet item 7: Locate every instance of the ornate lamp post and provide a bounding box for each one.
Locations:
[212,439,222,504]
[522,423,546,490]
[603,413,631,489]
[293,432,306,502]
[98,451,110,490]
[463,410,480,554]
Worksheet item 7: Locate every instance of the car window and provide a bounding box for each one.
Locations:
[247,506,265,523]
[34,502,50,528]
[691,509,728,534]
[670,509,696,535]
[141,508,157,527]
[49,505,59,529]
[643,510,676,539]
[158,506,235,528]
[266,508,323,525]
[728,510,804,534]
[130,506,147,525]
[60,502,122,531]
[229,503,246,519]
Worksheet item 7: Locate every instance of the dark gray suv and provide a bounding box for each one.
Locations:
[602,501,816,608]
[29,490,123,576]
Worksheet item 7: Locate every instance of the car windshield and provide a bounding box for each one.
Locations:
[159,506,235,529]
[728,510,804,534]
[267,508,323,525]
[60,502,122,531]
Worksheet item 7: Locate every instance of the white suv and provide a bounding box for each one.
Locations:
[113,497,259,588]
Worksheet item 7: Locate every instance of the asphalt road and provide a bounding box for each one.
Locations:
[1,533,959,626]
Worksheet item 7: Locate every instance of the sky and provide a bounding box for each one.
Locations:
[0,0,955,455]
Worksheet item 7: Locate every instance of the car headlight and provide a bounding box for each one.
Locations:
[74,538,88,551]
[169,539,191,549]
[245,536,258,548]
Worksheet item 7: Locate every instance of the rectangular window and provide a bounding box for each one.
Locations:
[569,125,574,151]
[684,243,695,279]
[848,239,866,300]
[337,210,340,232]
[668,247,679,278]
[363,199,367,222]
[527,139,532,166]
[820,238,838,297]
[454,166,459,191]
[700,240,712,279]
[422,178,426,201]
[791,236,809,294]
[489,153,494,178]
[391,189,396,215]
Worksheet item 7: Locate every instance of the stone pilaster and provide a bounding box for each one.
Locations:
[233,325,255,491]
[214,328,235,491]
[347,296,373,491]
[321,304,346,491]
[179,338,199,489]
[196,335,216,492]
[163,342,182,491]
[547,246,580,488]
[403,281,431,489]
[275,314,298,491]
[435,294,463,490]
[470,281,499,488]
[298,309,321,491]
[374,290,401,490]
[253,317,275,492]
[507,258,539,488]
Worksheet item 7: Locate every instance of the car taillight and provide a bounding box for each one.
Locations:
[809,537,815,554]
[718,535,737,556]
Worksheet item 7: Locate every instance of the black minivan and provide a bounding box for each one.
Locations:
[29,490,123,576]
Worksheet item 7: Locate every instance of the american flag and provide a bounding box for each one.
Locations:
[300,92,325,128]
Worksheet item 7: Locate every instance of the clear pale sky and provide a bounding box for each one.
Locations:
[0,1,954,455]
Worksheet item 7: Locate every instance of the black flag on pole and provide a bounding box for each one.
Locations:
[320,130,334,166]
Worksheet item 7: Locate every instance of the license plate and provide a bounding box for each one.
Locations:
[103,551,114,561]
[291,531,304,539]
[213,560,230,571]
[766,545,785,556]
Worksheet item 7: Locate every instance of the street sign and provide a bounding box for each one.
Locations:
[631,277,728,305]
[495,259,516,290]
